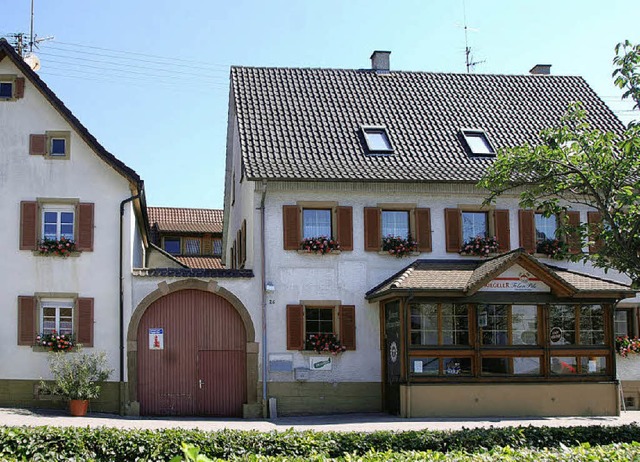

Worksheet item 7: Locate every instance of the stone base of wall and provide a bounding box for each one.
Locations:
[620,380,640,410]
[400,382,619,418]
[0,380,120,413]
[267,382,381,416]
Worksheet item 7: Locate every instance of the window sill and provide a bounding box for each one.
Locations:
[297,250,342,255]
[299,349,347,355]
[31,251,81,258]
[459,252,499,258]
[378,251,420,256]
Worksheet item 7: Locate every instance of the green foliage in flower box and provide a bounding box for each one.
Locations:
[38,237,76,256]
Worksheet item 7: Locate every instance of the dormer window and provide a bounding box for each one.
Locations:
[362,126,393,154]
[461,129,495,156]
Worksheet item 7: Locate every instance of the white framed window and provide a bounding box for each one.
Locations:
[462,211,488,242]
[362,126,393,153]
[302,209,332,238]
[40,299,74,335]
[50,138,67,156]
[42,205,75,241]
[45,131,71,159]
[461,129,495,155]
[381,210,409,239]
[535,213,557,243]
[0,80,13,99]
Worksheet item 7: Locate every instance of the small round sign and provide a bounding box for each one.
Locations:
[389,341,398,363]
[550,327,563,343]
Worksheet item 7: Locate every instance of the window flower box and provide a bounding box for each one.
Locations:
[381,235,418,258]
[300,237,340,255]
[616,336,640,357]
[35,332,75,352]
[459,236,499,257]
[305,333,346,354]
[536,238,568,259]
[38,237,77,257]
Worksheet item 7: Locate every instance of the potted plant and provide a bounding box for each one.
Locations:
[381,235,418,257]
[536,238,568,259]
[300,236,340,254]
[305,333,347,354]
[459,236,500,257]
[41,350,113,416]
[35,331,75,352]
[38,237,77,256]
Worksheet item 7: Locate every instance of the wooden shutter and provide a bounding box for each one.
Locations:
[364,207,381,251]
[336,206,353,251]
[29,134,47,155]
[241,220,247,266]
[587,211,604,254]
[282,205,301,250]
[339,305,356,350]
[15,77,25,99]
[415,208,432,252]
[286,304,304,350]
[493,209,511,252]
[230,244,236,269]
[76,203,94,251]
[77,298,94,347]
[518,210,536,253]
[444,208,462,252]
[566,211,581,254]
[20,201,38,250]
[17,296,36,345]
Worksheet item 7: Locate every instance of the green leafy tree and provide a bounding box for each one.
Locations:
[479,41,640,286]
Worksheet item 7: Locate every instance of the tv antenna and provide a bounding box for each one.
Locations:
[5,0,53,70]
[458,0,485,73]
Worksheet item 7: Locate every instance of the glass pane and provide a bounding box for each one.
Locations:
[479,304,508,345]
[462,212,488,241]
[43,224,57,240]
[615,310,630,338]
[581,356,607,374]
[579,305,605,345]
[482,357,510,375]
[412,357,438,375]
[213,239,222,255]
[61,212,74,224]
[513,357,541,375]
[60,224,74,240]
[42,307,56,334]
[364,130,392,151]
[44,211,57,224]
[443,357,472,376]
[302,209,332,239]
[410,303,438,345]
[305,308,334,336]
[550,356,578,375]
[535,213,557,243]
[549,305,576,345]
[163,238,181,255]
[512,305,538,345]
[381,211,409,239]
[0,82,12,98]
[442,304,469,345]
[184,238,201,255]
[465,132,493,154]
[51,138,66,155]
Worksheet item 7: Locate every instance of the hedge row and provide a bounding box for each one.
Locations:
[1,424,640,461]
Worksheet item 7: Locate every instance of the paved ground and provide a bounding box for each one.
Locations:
[1,407,639,432]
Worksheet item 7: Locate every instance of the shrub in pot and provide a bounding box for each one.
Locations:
[41,349,113,416]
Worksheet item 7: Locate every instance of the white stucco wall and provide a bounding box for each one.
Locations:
[0,58,138,380]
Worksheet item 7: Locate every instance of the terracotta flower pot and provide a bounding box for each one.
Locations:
[69,399,89,417]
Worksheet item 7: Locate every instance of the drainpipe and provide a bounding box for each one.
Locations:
[259,180,268,416]
[119,193,139,413]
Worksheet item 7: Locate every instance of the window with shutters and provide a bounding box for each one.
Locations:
[518,210,580,257]
[445,207,510,254]
[286,303,356,351]
[365,206,431,253]
[45,131,70,159]
[283,203,353,251]
[303,209,332,239]
[40,299,74,335]
[381,210,410,239]
[462,211,488,242]
[20,200,94,253]
[0,75,24,100]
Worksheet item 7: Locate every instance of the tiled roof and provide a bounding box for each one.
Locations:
[133,268,253,278]
[148,207,224,234]
[175,256,224,269]
[366,249,633,299]
[231,66,624,182]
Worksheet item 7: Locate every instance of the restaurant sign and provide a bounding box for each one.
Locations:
[479,265,550,293]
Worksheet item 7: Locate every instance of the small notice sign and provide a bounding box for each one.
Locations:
[310,356,332,371]
[149,328,164,350]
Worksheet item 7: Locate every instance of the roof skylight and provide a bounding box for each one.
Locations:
[362,126,393,153]
[461,129,495,156]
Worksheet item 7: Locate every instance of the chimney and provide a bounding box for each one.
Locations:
[370,50,391,73]
[529,64,552,75]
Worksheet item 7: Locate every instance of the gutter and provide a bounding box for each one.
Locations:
[259,180,268,416]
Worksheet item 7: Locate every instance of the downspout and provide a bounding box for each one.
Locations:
[119,193,139,413]
[259,180,268,416]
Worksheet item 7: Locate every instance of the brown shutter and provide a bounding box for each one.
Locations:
[15,77,25,99]
[566,211,581,254]
[282,205,301,250]
[286,304,304,350]
[76,298,94,347]
[444,208,462,252]
[364,207,381,251]
[17,296,36,345]
[415,208,432,252]
[20,201,38,250]
[587,211,604,254]
[203,234,213,254]
[493,209,511,252]
[518,210,536,253]
[339,305,356,350]
[241,220,247,266]
[76,203,94,251]
[29,134,47,155]
[336,206,353,251]
[230,244,236,269]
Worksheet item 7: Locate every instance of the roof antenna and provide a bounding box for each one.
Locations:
[4,0,53,70]
[460,0,485,73]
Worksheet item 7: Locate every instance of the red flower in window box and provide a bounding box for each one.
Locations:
[616,335,640,357]
[536,238,568,259]
[38,237,77,257]
[305,333,347,354]
[36,331,75,352]
[459,236,499,257]
[300,236,341,255]
[381,235,418,258]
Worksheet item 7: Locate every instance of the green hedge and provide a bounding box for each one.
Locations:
[1,425,640,461]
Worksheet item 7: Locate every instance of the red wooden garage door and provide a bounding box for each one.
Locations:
[137,289,247,416]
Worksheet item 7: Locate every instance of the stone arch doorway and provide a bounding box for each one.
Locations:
[127,280,258,417]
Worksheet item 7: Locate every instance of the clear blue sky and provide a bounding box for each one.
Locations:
[2,1,638,209]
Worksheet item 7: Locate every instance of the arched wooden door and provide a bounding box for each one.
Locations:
[137,289,247,416]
